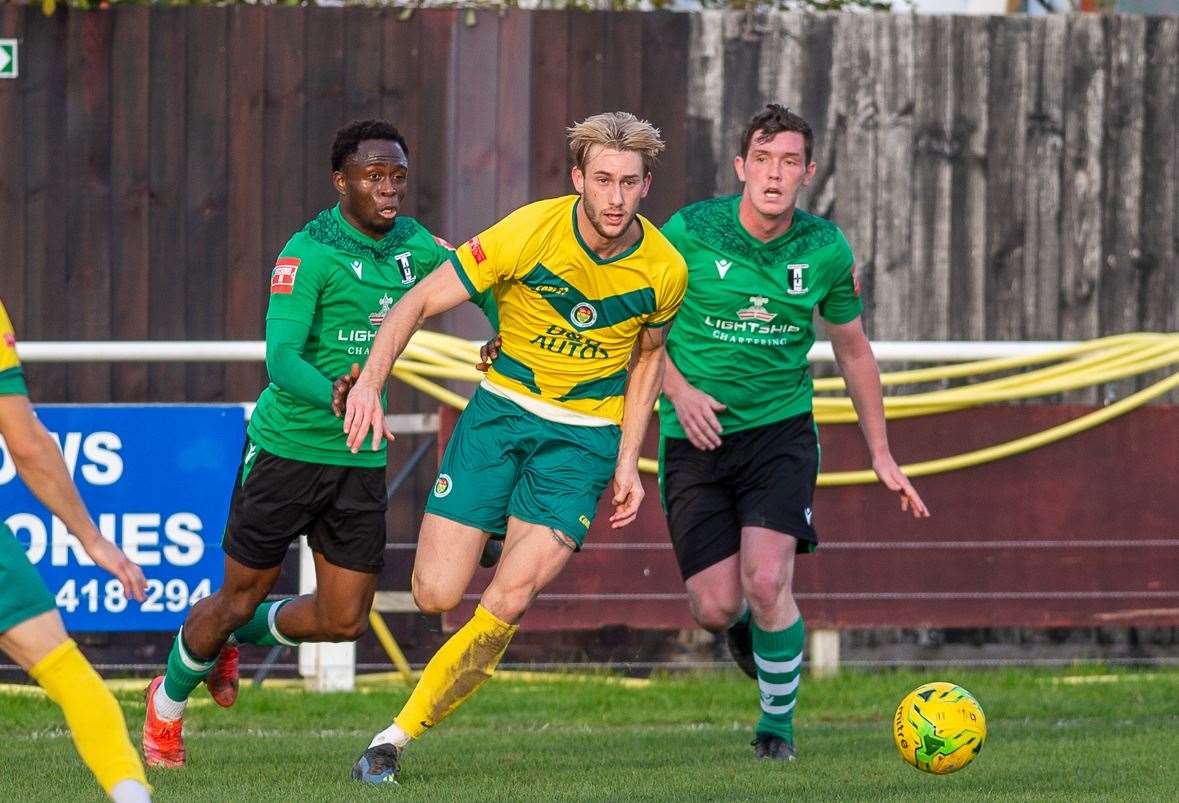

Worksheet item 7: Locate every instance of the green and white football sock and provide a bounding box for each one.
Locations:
[157,628,217,720]
[752,616,804,742]
[229,598,301,648]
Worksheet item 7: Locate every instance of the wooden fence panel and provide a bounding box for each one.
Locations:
[109,7,151,403]
[640,12,689,224]
[0,7,25,331]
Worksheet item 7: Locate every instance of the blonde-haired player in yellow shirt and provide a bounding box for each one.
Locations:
[0,300,152,802]
[343,112,687,784]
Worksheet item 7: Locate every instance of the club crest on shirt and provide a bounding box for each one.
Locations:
[394,251,414,285]
[786,263,810,296]
[433,473,453,498]
[736,296,776,323]
[570,302,598,329]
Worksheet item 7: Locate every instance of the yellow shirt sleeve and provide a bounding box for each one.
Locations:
[0,299,28,396]
[645,253,688,328]
[448,203,541,297]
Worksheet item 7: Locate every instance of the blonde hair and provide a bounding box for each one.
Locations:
[566,112,665,175]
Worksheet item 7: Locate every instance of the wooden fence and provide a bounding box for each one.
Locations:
[0,8,1175,405]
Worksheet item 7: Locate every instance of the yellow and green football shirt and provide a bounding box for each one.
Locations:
[0,299,28,397]
[449,195,687,424]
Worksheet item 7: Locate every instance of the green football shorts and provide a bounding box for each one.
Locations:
[0,523,56,633]
[425,386,621,548]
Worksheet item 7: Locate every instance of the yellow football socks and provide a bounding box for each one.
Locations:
[393,604,518,739]
[29,639,149,797]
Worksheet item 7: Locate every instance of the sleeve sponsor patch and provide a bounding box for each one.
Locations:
[433,235,454,250]
[271,257,300,294]
[467,236,487,264]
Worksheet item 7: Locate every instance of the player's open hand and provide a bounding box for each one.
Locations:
[84,537,147,602]
[343,375,392,453]
[332,363,360,418]
[668,384,726,451]
[476,335,502,373]
[609,464,645,529]
[872,454,930,519]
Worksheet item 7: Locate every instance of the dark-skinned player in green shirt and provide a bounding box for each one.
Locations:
[659,106,930,761]
[142,120,493,768]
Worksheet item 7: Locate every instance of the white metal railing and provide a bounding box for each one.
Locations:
[17,340,1081,364]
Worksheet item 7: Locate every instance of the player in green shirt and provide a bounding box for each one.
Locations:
[659,105,930,761]
[143,120,491,768]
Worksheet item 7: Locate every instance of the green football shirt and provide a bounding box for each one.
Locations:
[659,195,863,439]
[248,204,466,467]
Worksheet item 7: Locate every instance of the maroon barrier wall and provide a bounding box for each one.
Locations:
[441,405,1179,631]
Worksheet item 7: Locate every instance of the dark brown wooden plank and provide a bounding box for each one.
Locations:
[65,9,113,402]
[565,10,606,129]
[225,6,267,403]
[1023,15,1066,340]
[147,8,188,402]
[984,16,1029,341]
[528,10,569,202]
[948,16,988,341]
[381,11,421,218]
[109,6,151,402]
[344,8,382,123]
[262,8,306,280]
[185,8,229,403]
[870,14,915,341]
[603,12,642,118]
[640,11,689,225]
[1059,16,1105,357]
[1099,15,1146,400]
[495,9,532,218]
[443,10,498,341]
[302,5,342,218]
[0,5,25,321]
[1139,19,1177,401]
[719,13,761,200]
[414,9,454,236]
[19,8,68,398]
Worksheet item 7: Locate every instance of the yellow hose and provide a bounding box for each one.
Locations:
[391,331,1178,484]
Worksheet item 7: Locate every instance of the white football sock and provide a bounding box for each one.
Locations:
[152,683,187,722]
[369,722,411,750]
[109,779,152,803]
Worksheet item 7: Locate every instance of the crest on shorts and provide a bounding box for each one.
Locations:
[433,473,453,498]
[737,296,776,323]
[570,302,598,329]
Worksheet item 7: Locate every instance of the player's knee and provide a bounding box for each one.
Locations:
[743,569,787,613]
[323,613,368,642]
[479,585,531,623]
[688,595,738,632]
[412,576,462,615]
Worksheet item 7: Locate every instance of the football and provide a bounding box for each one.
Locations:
[893,682,986,775]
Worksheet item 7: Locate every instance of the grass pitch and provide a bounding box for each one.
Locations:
[2,665,1177,802]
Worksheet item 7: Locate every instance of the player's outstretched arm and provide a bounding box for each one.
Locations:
[344,263,472,453]
[827,317,930,519]
[0,395,147,600]
[611,325,671,529]
[662,352,726,451]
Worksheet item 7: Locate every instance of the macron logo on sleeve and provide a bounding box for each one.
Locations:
[271,257,301,294]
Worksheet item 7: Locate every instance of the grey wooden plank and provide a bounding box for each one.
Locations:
[871,14,914,341]
[948,16,989,342]
[984,16,1029,341]
[1099,15,1146,401]
[909,15,953,342]
[685,11,724,201]
[1059,16,1105,346]
[1023,15,1066,341]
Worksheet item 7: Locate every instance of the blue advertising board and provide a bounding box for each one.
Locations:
[0,405,245,631]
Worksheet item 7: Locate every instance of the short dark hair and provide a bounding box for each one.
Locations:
[739,104,814,163]
[330,120,409,172]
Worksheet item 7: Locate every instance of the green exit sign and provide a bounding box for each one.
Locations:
[0,40,17,79]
